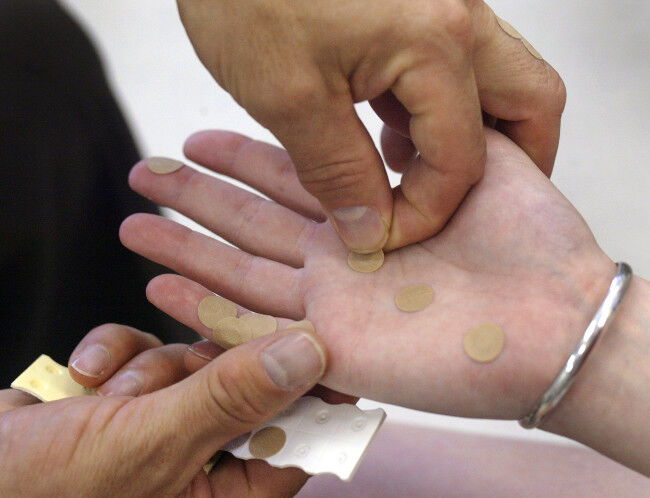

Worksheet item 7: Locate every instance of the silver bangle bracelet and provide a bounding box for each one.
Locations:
[519,262,633,429]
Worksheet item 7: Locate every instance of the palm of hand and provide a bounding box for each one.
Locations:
[299,135,606,417]
[123,129,610,419]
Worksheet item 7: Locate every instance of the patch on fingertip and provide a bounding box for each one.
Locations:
[146,157,184,174]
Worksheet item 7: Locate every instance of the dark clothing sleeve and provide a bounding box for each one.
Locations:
[0,0,197,385]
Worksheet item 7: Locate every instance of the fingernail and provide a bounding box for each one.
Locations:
[331,206,388,253]
[70,344,110,378]
[98,371,143,397]
[188,340,222,361]
[262,332,325,391]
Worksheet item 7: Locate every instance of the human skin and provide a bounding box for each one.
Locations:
[0,324,330,496]
[300,423,650,496]
[10,327,646,497]
[5,328,644,497]
[120,128,649,475]
[177,0,566,252]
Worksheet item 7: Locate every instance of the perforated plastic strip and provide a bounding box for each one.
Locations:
[12,356,386,481]
[10,355,93,401]
[222,396,386,481]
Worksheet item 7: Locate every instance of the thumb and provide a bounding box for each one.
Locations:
[270,89,392,254]
[129,329,326,483]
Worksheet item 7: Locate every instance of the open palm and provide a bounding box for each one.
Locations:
[121,129,612,420]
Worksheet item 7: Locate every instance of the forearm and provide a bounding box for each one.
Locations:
[542,275,650,476]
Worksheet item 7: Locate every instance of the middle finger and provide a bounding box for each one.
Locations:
[130,159,312,268]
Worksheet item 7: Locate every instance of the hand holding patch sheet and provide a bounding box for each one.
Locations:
[2,320,371,495]
[11,356,385,482]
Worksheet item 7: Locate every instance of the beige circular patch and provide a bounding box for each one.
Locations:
[347,249,384,273]
[240,313,277,339]
[213,316,252,349]
[394,284,434,312]
[496,17,543,60]
[463,323,504,363]
[285,319,315,333]
[249,426,287,459]
[147,157,184,174]
[197,295,237,329]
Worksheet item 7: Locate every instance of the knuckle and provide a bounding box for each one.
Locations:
[134,347,173,372]
[441,1,473,48]
[297,159,368,200]
[233,251,255,288]
[547,69,567,114]
[533,65,567,115]
[238,196,268,227]
[417,0,472,40]
[399,0,473,55]
[204,363,269,429]
[175,168,204,207]
[439,0,472,30]
[248,73,324,126]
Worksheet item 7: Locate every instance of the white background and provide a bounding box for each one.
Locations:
[58,0,648,445]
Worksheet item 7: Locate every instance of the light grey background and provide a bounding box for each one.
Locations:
[58,0,648,443]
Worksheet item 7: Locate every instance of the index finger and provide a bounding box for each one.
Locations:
[386,46,486,249]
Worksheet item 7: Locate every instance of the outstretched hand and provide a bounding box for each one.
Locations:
[120,128,614,420]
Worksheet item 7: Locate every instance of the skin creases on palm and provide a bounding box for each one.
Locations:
[121,128,613,421]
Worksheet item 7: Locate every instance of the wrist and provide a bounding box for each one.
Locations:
[540,272,650,475]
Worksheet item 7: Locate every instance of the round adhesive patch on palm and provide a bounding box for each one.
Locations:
[285,319,315,333]
[496,17,543,60]
[213,316,252,349]
[249,426,287,459]
[147,157,184,174]
[197,295,238,329]
[347,249,384,273]
[463,323,504,363]
[394,284,434,312]
[240,313,277,339]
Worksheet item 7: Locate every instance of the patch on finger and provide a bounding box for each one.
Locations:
[198,295,238,328]
[496,17,543,60]
[147,157,184,174]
